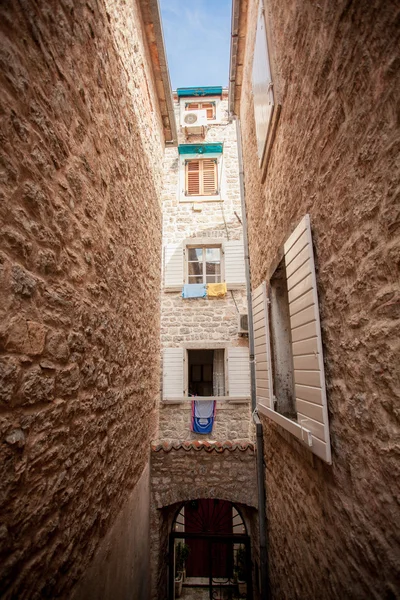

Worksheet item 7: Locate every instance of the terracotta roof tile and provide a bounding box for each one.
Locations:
[151,440,255,453]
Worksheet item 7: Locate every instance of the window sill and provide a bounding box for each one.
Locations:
[257,403,331,464]
[179,196,223,203]
[162,396,251,405]
[163,284,245,293]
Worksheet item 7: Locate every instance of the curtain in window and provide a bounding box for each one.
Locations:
[213,349,225,396]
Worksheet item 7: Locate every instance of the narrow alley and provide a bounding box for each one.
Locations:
[0,1,399,600]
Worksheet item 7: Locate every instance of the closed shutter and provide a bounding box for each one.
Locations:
[164,243,184,288]
[185,159,218,196]
[252,1,274,163]
[163,348,185,400]
[284,214,331,463]
[252,282,273,410]
[224,240,246,287]
[186,102,215,119]
[227,347,250,398]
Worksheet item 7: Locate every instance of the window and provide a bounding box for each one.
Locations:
[188,349,225,397]
[269,258,296,419]
[251,215,332,463]
[185,159,218,196]
[252,0,280,177]
[162,346,250,400]
[185,101,216,120]
[187,246,221,284]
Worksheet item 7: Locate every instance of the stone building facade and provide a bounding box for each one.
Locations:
[0,0,174,598]
[230,0,400,598]
[159,89,253,442]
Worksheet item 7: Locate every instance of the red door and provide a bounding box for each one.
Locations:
[185,500,233,578]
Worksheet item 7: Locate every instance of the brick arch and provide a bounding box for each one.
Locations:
[154,483,258,511]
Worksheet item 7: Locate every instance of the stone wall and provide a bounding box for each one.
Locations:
[160,96,252,442]
[0,0,165,597]
[239,0,400,597]
[149,443,258,600]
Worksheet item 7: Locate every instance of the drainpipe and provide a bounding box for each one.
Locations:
[235,117,269,600]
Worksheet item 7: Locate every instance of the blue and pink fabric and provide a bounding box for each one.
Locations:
[191,400,216,434]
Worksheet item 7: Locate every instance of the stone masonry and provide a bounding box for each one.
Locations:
[236,0,400,598]
[159,92,253,442]
[0,0,167,597]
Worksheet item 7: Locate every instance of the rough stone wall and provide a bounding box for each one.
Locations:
[149,445,258,600]
[239,0,400,598]
[160,96,252,442]
[0,0,164,597]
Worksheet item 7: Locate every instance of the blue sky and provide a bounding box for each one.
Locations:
[159,0,232,89]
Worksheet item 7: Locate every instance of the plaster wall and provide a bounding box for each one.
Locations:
[238,0,400,598]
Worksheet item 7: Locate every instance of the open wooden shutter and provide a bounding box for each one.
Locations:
[186,160,200,195]
[163,348,185,400]
[164,243,184,288]
[252,1,275,163]
[224,240,246,287]
[252,282,273,410]
[227,347,250,399]
[284,214,331,463]
[201,159,218,195]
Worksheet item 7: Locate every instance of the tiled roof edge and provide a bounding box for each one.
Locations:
[151,440,255,453]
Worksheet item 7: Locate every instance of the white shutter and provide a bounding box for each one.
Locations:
[163,348,185,400]
[227,347,250,399]
[252,282,273,410]
[284,214,331,464]
[252,1,275,163]
[164,243,184,289]
[224,240,246,287]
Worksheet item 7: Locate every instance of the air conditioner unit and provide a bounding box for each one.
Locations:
[238,313,249,335]
[181,109,208,132]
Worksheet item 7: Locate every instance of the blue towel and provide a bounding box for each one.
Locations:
[182,284,207,299]
[192,400,216,434]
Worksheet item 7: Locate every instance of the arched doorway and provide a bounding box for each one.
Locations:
[169,499,252,599]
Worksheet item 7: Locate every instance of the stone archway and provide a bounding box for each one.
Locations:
[149,442,259,600]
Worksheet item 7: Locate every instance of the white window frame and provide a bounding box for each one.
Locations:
[179,96,222,125]
[179,152,226,203]
[186,243,223,286]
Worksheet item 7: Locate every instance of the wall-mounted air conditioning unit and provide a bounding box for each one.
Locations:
[181,109,208,133]
[238,313,249,335]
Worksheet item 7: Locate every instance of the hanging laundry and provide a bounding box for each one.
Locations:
[191,400,216,434]
[182,283,207,299]
[207,282,227,298]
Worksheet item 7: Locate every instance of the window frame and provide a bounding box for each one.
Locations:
[179,152,225,203]
[185,101,216,121]
[179,95,222,125]
[185,157,218,197]
[186,243,223,285]
[252,0,281,182]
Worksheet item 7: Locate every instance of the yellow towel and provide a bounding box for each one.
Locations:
[207,282,227,298]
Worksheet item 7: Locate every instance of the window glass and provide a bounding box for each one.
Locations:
[187,246,221,284]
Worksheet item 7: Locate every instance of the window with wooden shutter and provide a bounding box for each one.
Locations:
[185,159,218,196]
[252,282,273,410]
[163,348,185,400]
[186,102,216,120]
[252,0,275,165]
[227,347,250,399]
[224,240,246,288]
[164,243,184,289]
[254,215,332,464]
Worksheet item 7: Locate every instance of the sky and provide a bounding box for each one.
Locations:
[159,0,232,90]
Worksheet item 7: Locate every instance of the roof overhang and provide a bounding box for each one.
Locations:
[177,86,223,98]
[139,0,177,146]
[229,0,248,116]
